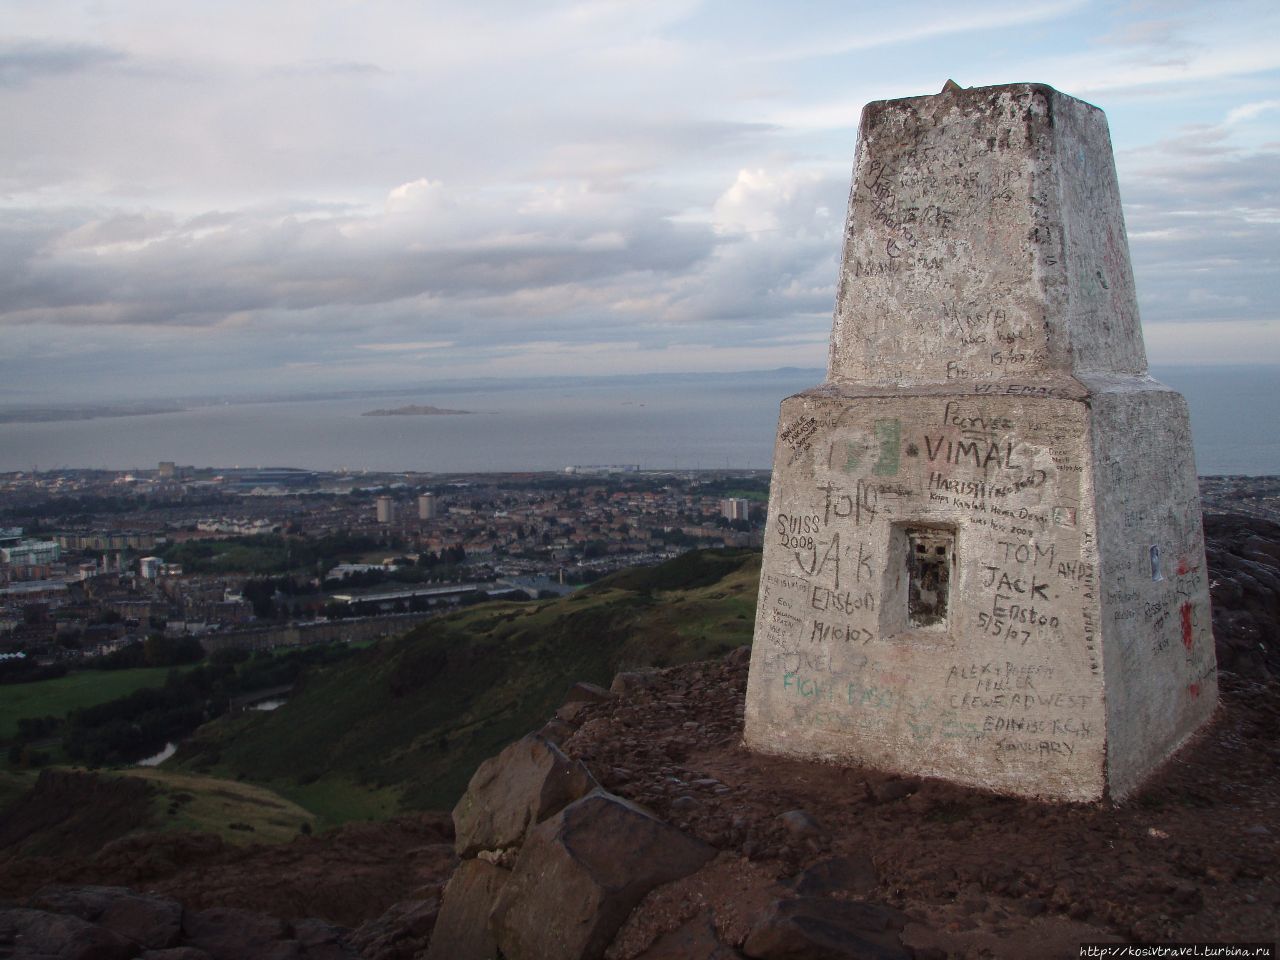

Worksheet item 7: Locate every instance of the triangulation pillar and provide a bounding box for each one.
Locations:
[744,82,1216,802]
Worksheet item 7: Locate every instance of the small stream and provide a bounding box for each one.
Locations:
[136,742,177,766]
[133,696,287,767]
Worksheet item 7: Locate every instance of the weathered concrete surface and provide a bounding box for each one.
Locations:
[1087,382,1217,799]
[744,82,1215,802]
[827,83,1145,387]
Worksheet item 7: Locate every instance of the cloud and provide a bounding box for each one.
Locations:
[749,0,1084,63]
[1225,99,1280,125]
[712,168,826,235]
[0,178,723,329]
[0,39,125,87]
[385,179,450,215]
[1120,118,1280,333]
[356,341,455,353]
[0,148,851,401]
[1,0,1277,401]
[1098,18,1187,51]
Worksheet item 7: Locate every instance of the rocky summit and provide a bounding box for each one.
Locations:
[1,511,1278,959]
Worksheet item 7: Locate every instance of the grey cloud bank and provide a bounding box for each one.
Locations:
[1,0,1277,403]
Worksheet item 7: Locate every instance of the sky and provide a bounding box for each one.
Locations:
[1,0,1278,403]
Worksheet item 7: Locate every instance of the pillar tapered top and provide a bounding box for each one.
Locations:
[827,82,1148,386]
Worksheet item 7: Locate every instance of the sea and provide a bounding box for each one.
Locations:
[0,366,1275,476]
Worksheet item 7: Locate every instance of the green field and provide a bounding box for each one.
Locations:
[277,777,402,827]
[174,548,762,818]
[0,667,183,741]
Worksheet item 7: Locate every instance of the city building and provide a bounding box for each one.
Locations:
[418,493,438,520]
[57,531,157,551]
[376,496,396,524]
[721,498,751,522]
[0,540,61,566]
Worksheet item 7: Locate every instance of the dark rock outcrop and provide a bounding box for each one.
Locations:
[0,906,137,960]
[29,885,182,951]
[0,890,358,960]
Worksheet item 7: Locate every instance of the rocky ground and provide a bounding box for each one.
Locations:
[555,647,1278,957]
[1,510,1277,959]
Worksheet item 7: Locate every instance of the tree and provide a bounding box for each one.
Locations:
[241,579,276,619]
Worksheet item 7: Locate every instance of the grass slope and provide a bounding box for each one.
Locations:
[0,766,314,859]
[174,548,760,819]
[124,768,315,844]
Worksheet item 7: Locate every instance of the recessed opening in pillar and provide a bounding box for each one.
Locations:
[902,525,955,628]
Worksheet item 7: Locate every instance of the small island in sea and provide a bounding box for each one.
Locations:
[360,404,473,417]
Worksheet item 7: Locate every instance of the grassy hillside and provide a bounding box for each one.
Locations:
[0,766,313,860]
[174,548,760,820]
[125,768,316,844]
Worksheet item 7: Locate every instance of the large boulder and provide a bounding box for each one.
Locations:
[492,789,716,960]
[742,897,912,960]
[30,886,182,950]
[424,859,510,960]
[453,734,597,857]
[0,907,138,960]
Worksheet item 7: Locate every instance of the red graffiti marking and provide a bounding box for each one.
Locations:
[1180,602,1195,652]
[1188,683,1201,699]
[1177,555,1199,576]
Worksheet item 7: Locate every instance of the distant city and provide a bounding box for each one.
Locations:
[3,462,1277,671]
[0,463,769,667]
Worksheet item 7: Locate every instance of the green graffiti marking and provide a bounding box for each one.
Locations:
[873,419,901,476]
[843,441,862,473]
